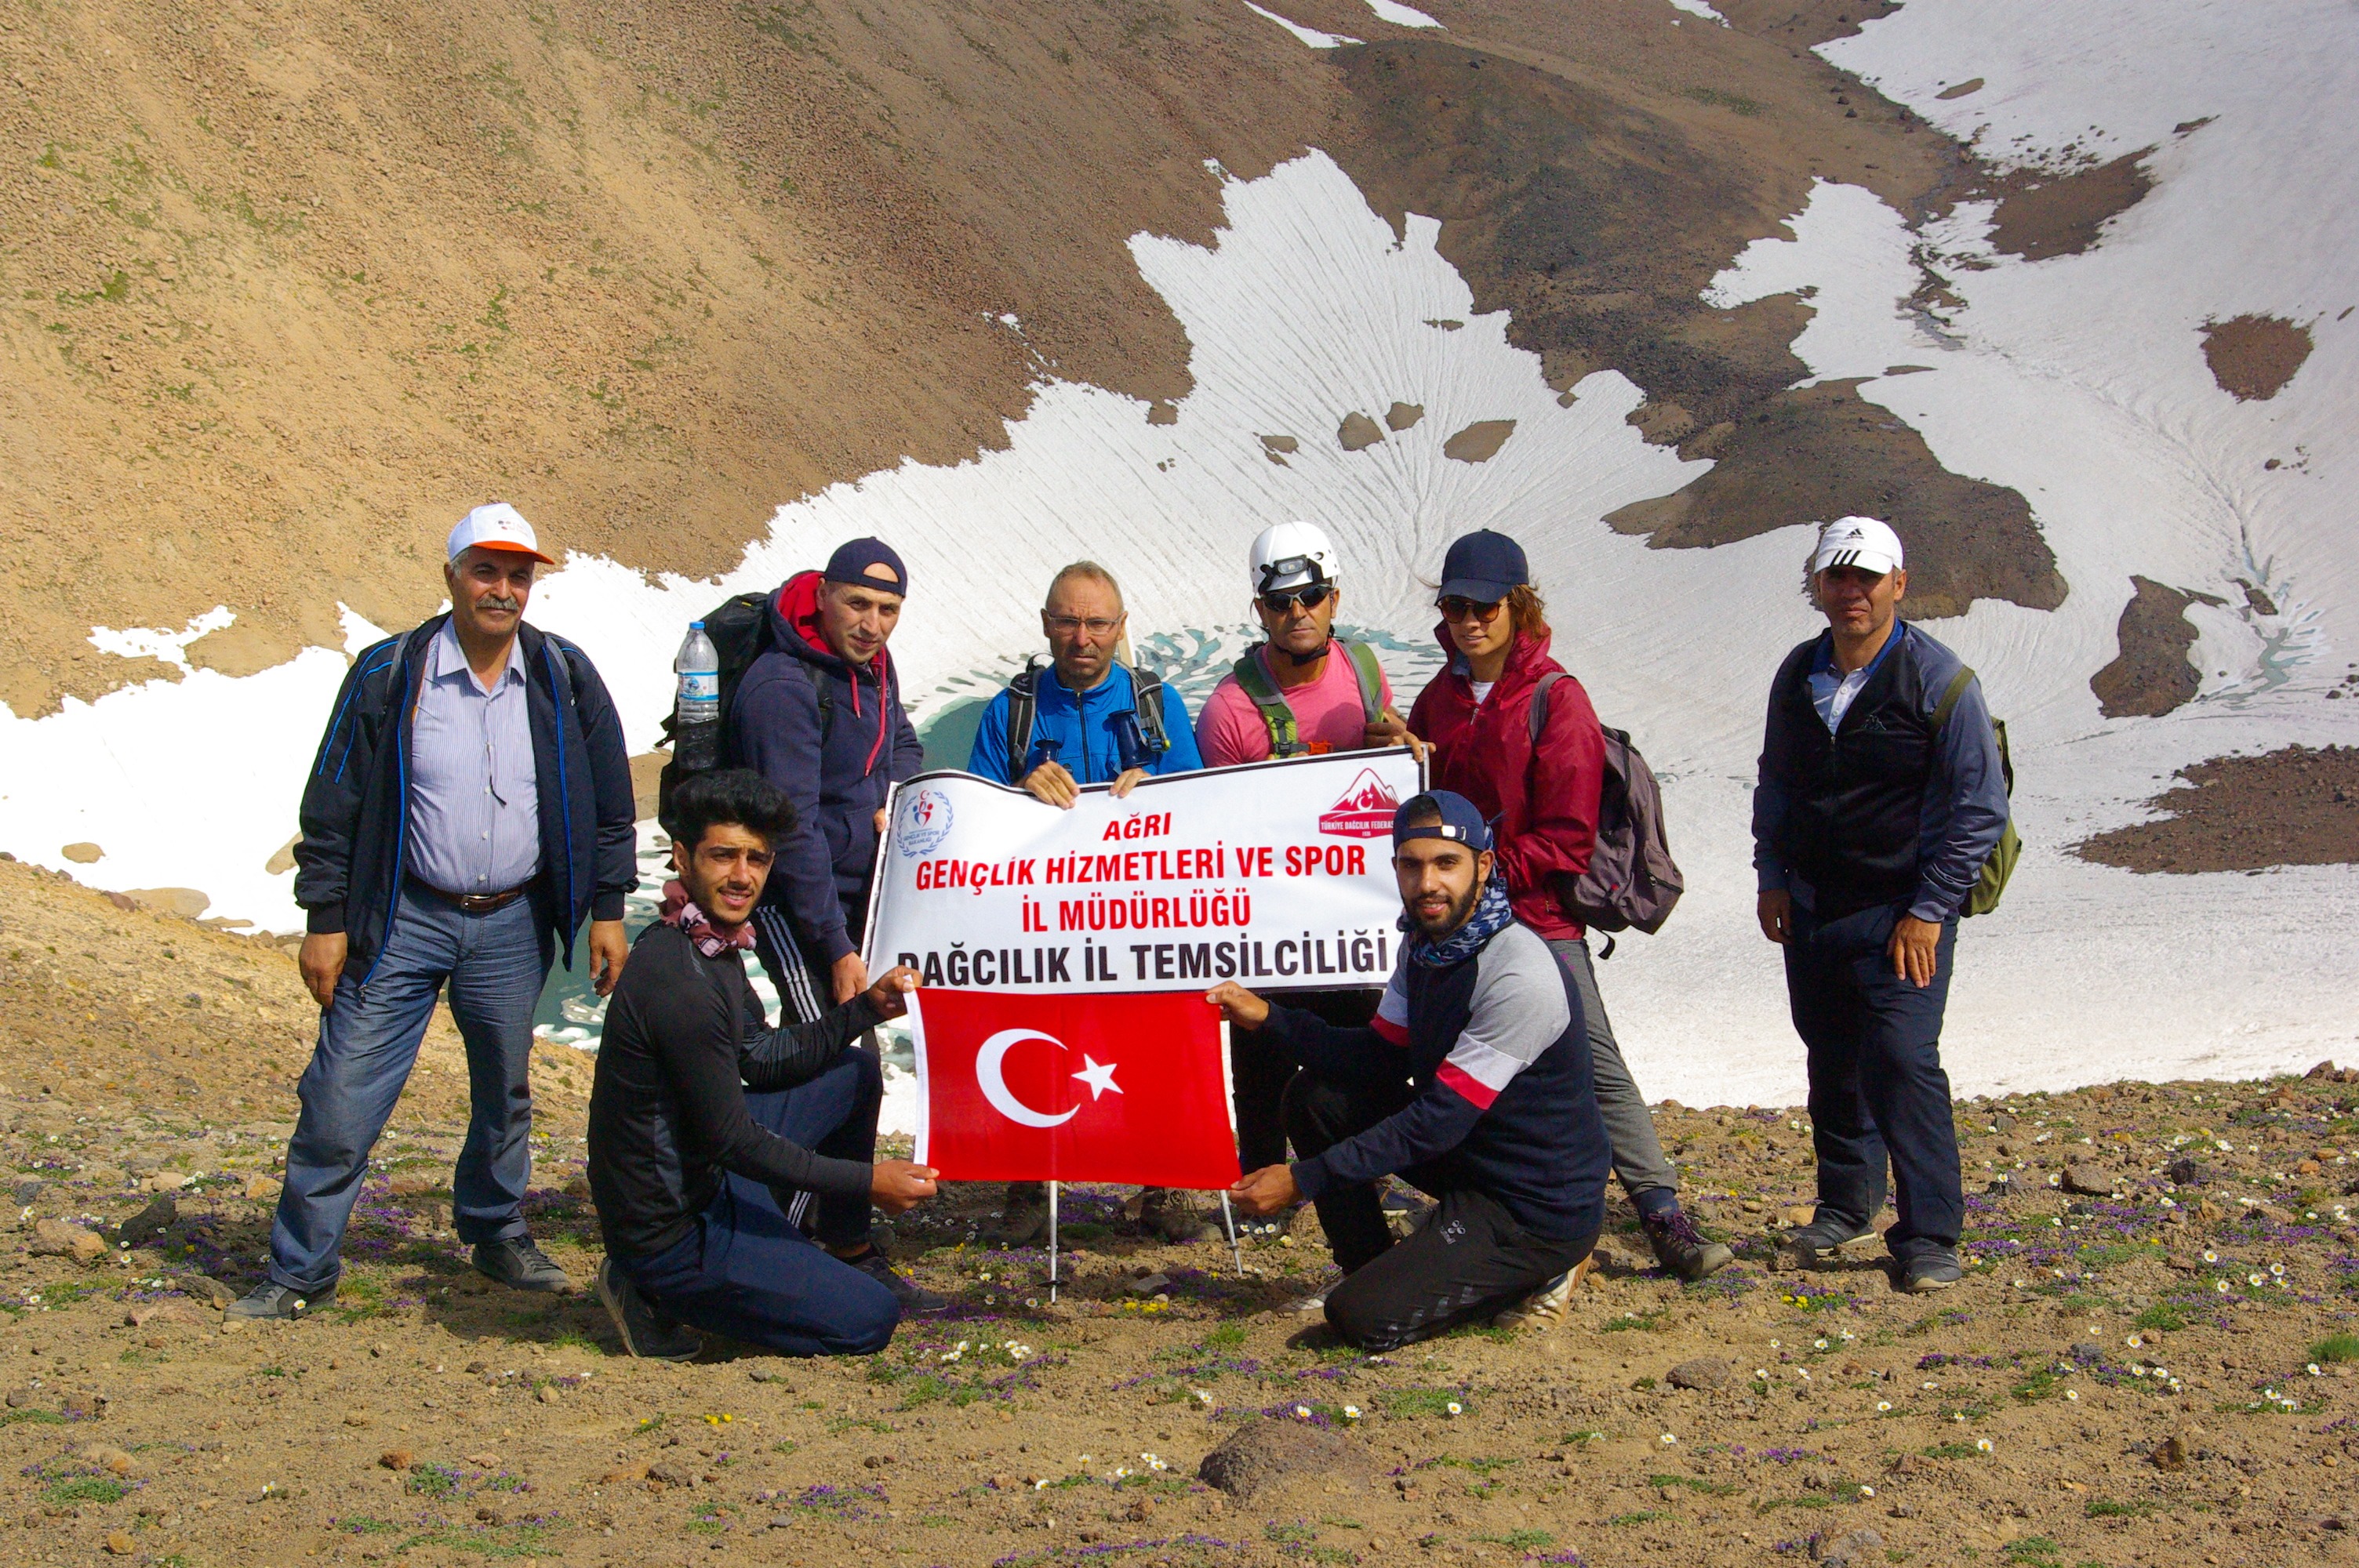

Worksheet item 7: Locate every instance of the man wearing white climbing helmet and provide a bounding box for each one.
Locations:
[1195,521,1419,765]
[1753,514,2012,1296]
[1195,521,1423,1232]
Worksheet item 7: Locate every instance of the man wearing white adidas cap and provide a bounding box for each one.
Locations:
[233,503,640,1319]
[1752,516,2009,1294]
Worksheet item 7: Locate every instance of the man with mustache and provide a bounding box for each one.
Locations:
[1210,791,1610,1349]
[232,504,638,1319]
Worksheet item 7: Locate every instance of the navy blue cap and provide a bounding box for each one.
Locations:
[1393,790,1494,852]
[823,537,909,597]
[1437,529,1528,604]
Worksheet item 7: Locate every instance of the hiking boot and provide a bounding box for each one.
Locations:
[1281,1287,1332,1316]
[1776,1212,1877,1271]
[1641,1207,1735,1281]
[474,1236,574,1293]
[1495,1270,1576,1331]
[1137,1187,1204,1244]
[997,1181,1049,1247]
[595,1258,701,1362]
[224,1279,335,1321]
[844,1247,948,1315]
[1894,1250,1965,1294]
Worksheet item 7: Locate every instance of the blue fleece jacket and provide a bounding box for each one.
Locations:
[965,662,1203,786]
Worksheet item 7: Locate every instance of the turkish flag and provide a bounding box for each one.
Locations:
[911,989,1241,1189]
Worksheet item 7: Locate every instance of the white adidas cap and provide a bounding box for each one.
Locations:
[446,502,556,566]
[1249,519,1341,594]
[1809,515,1904,577]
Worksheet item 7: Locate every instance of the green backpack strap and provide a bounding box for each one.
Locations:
[1231,649,1303,757]
[1928,662,2020,916]
[1343,640,1386,724]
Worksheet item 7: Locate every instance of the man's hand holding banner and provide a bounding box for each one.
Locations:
[866,750,1423,1184]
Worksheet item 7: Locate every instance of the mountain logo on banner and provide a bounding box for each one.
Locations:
[975,1029,1121,1128]
[1318,768,1400,839]
[898,786,956,856]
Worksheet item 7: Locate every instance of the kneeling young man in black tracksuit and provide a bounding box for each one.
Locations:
[1211,790,1611,1351]
[587,768,943,1361]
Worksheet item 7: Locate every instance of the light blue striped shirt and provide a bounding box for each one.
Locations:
[406,622,541,895]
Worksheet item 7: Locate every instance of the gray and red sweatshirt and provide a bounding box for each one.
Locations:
[1261,919,1611,1243]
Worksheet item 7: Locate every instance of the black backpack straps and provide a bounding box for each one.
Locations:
[1527,670,1564,746]
[1132,663,1169,754]
[1005,659,1042,782]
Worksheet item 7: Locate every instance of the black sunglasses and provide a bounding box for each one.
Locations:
[1259,584,1333,613]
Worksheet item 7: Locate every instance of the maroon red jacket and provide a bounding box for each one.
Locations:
[1408,626,1606,942]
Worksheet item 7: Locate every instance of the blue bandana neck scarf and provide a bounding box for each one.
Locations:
[1403,876,1515,968]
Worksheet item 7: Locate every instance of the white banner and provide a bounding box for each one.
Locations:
[863,750,1425,993]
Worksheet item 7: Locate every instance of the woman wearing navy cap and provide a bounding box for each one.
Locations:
[1407,530,1732,1289]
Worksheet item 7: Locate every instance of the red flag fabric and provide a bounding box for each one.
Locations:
[911,989,1240,1189]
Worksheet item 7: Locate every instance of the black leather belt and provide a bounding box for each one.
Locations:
[409,877,532,915]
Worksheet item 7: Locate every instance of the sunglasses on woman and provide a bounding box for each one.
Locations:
[1438,595,1505,622]
[1259,584,1333,613]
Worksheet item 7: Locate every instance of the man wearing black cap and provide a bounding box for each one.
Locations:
[729,539,923,1022]
[1209,792,1610,1351]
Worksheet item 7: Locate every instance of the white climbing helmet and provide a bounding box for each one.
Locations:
[1249,521,1342,596]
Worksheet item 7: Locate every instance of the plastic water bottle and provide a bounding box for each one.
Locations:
[673,621,722,775]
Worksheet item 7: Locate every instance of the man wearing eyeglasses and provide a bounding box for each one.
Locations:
[965,561,1205,1244]
[966,561,1203,808]
[1194,521,1419,768]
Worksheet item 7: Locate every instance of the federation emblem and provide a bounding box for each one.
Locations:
[897,786,955,856]
[1317,768,1398,839]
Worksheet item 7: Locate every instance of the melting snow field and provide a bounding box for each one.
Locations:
[3,0,2356,1116]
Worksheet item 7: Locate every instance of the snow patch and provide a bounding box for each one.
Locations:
[1241,2,1358,48]
[87,606,235,672]
[1362,0,1444,28]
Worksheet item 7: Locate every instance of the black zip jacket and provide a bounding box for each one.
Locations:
[294,615,638,976]
[587,921,884,1259]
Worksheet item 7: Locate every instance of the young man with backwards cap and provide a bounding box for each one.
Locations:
[729,539,925,1024]
[1208,792,1611,1351]
[1753,517,2008,1294]
[236,503,640,1319]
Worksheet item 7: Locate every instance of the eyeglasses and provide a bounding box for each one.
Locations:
[1259,585,1332,614]
[1044,615,1124,637]
[1438,596,1505,622]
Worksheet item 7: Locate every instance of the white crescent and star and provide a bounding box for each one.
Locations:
[973,1029,1121,1127]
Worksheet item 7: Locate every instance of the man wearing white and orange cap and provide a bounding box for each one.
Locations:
[232,503,639,1319]
[1752,516,2009,1295]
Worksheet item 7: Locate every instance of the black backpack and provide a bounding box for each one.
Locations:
[1528,672,1684,954]
[998,657,1170,782]
[656,590,834,826]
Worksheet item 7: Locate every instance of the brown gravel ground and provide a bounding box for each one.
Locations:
[2,857,2357,1568]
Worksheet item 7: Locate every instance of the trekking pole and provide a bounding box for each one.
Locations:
[1218,1192,1244,1278]
[1048,1180,1060,1304]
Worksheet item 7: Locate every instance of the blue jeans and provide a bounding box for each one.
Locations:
[268,887,554,1294]
[616,1050,899,1357]
[1783,901,1964,1262]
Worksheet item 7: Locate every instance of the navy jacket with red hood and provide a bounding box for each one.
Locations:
[727,571,925,964]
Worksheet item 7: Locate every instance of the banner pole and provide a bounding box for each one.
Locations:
[1219,1192,1243,1278]
[1048,1180,1060,1303]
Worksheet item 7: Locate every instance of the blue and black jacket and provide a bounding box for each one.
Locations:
[1751,620,2009,924]
[965,662,1203,786]
[295,614,639,976]
[1263,918,1611,1244]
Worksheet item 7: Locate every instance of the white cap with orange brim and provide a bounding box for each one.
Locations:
[446,502,557,566]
